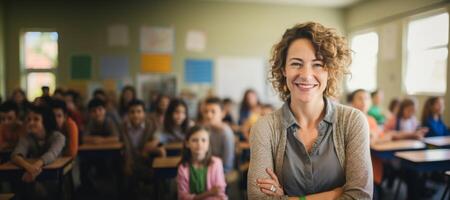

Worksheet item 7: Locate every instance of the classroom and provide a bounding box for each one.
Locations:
[0,0,449,199]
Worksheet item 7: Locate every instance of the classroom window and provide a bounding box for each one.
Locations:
[347,32,379,92]
[405,12,448,95]
[22,31,58,100]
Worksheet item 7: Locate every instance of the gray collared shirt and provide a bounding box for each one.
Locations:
[126,122,146,149]
[281,98,345,196]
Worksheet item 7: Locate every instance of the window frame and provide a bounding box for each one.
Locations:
[346,29,380,93]
[20,29,59,100]
[402,8,449,96]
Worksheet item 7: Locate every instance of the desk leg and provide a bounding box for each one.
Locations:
[393,178,401,200]
[442,182,449,200]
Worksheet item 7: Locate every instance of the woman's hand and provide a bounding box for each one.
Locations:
[257,168,284,196]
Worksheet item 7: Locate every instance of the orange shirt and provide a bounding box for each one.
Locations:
[366,115,383,185]
[62,117,79,157]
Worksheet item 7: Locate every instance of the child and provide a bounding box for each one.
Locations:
[238,89,260,125]
[50,99,79,158]
[202,97,235,174]
[177,125,227,200]
[348,89,385,190]
[159,98,191,144]
[421,96,449,137]
[149,94,171,125]
[368,90,385,125]
[119,85,137,117]
[83,98,120,144]
[384,98,428,139]
[121,99,163,198]
[11,104,65,198]
[0,101,26,150]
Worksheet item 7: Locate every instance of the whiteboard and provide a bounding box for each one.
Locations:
[215,57,267,104]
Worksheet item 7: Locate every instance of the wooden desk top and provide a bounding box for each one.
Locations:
[239,142,250,150]
[395,149,450,163]
[153,156,181,169]
[79,142,123,151]
[0,193,14,200]
[371,140,425,151]
[0,157,73,170]
[423,136,450,147]
[164,142,183,150]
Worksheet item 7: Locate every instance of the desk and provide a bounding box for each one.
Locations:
[393,149,450,199]
[152,156,181,199]
[0,193,14,200]
[78,142,123,157]
[0,157,73,199]
[395,149,450,172]
[423,136,450,148]
[442,171,450,200]
[239,142,250,151]
[370,140,426,160]
[163,142,183,156]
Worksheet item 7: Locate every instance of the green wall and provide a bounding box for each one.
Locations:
[3,0,345,100]
[0,1,4,99]
[345,0,450,124]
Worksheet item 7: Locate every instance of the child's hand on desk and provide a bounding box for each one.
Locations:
[415,127,429,139]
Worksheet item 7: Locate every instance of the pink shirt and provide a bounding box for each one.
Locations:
[177,156,228,200]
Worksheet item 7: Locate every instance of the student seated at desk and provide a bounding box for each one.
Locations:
[384,98,428,140]
[158,98,191,144]
[51,99,78,158]
[83,98,120,144]
[421,96,450,137]
[177,125,227,200]
[11,104,65,199]
[201,97,235,175]
[121,99,163,198]
[0,101,26,150]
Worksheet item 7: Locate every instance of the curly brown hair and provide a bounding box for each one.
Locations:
[269,22,351,101]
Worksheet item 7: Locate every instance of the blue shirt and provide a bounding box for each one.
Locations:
[424,117,450,137]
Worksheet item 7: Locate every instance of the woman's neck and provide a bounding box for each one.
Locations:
[290,98,325,128]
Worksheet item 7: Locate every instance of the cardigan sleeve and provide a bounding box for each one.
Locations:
[65,118,79,157]
[247,116,287,200]
[337,109,373,200]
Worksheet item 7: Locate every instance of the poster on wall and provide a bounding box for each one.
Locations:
[70,55,92,80]
[140,54,172,73]
[140,26,174,53]
[99,56,129,79]
[186,30,206,52]
[136,74,177,106]
[184,59,213,84]
[215,56,270,104]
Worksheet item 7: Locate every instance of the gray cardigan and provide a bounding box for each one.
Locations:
[247,103,373,200]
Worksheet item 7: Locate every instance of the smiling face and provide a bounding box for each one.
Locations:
[26,111,45,137]
[283,38,328,103]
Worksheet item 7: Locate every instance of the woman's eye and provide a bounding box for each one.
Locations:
[313,63,324,67]
[290,62,302,67]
